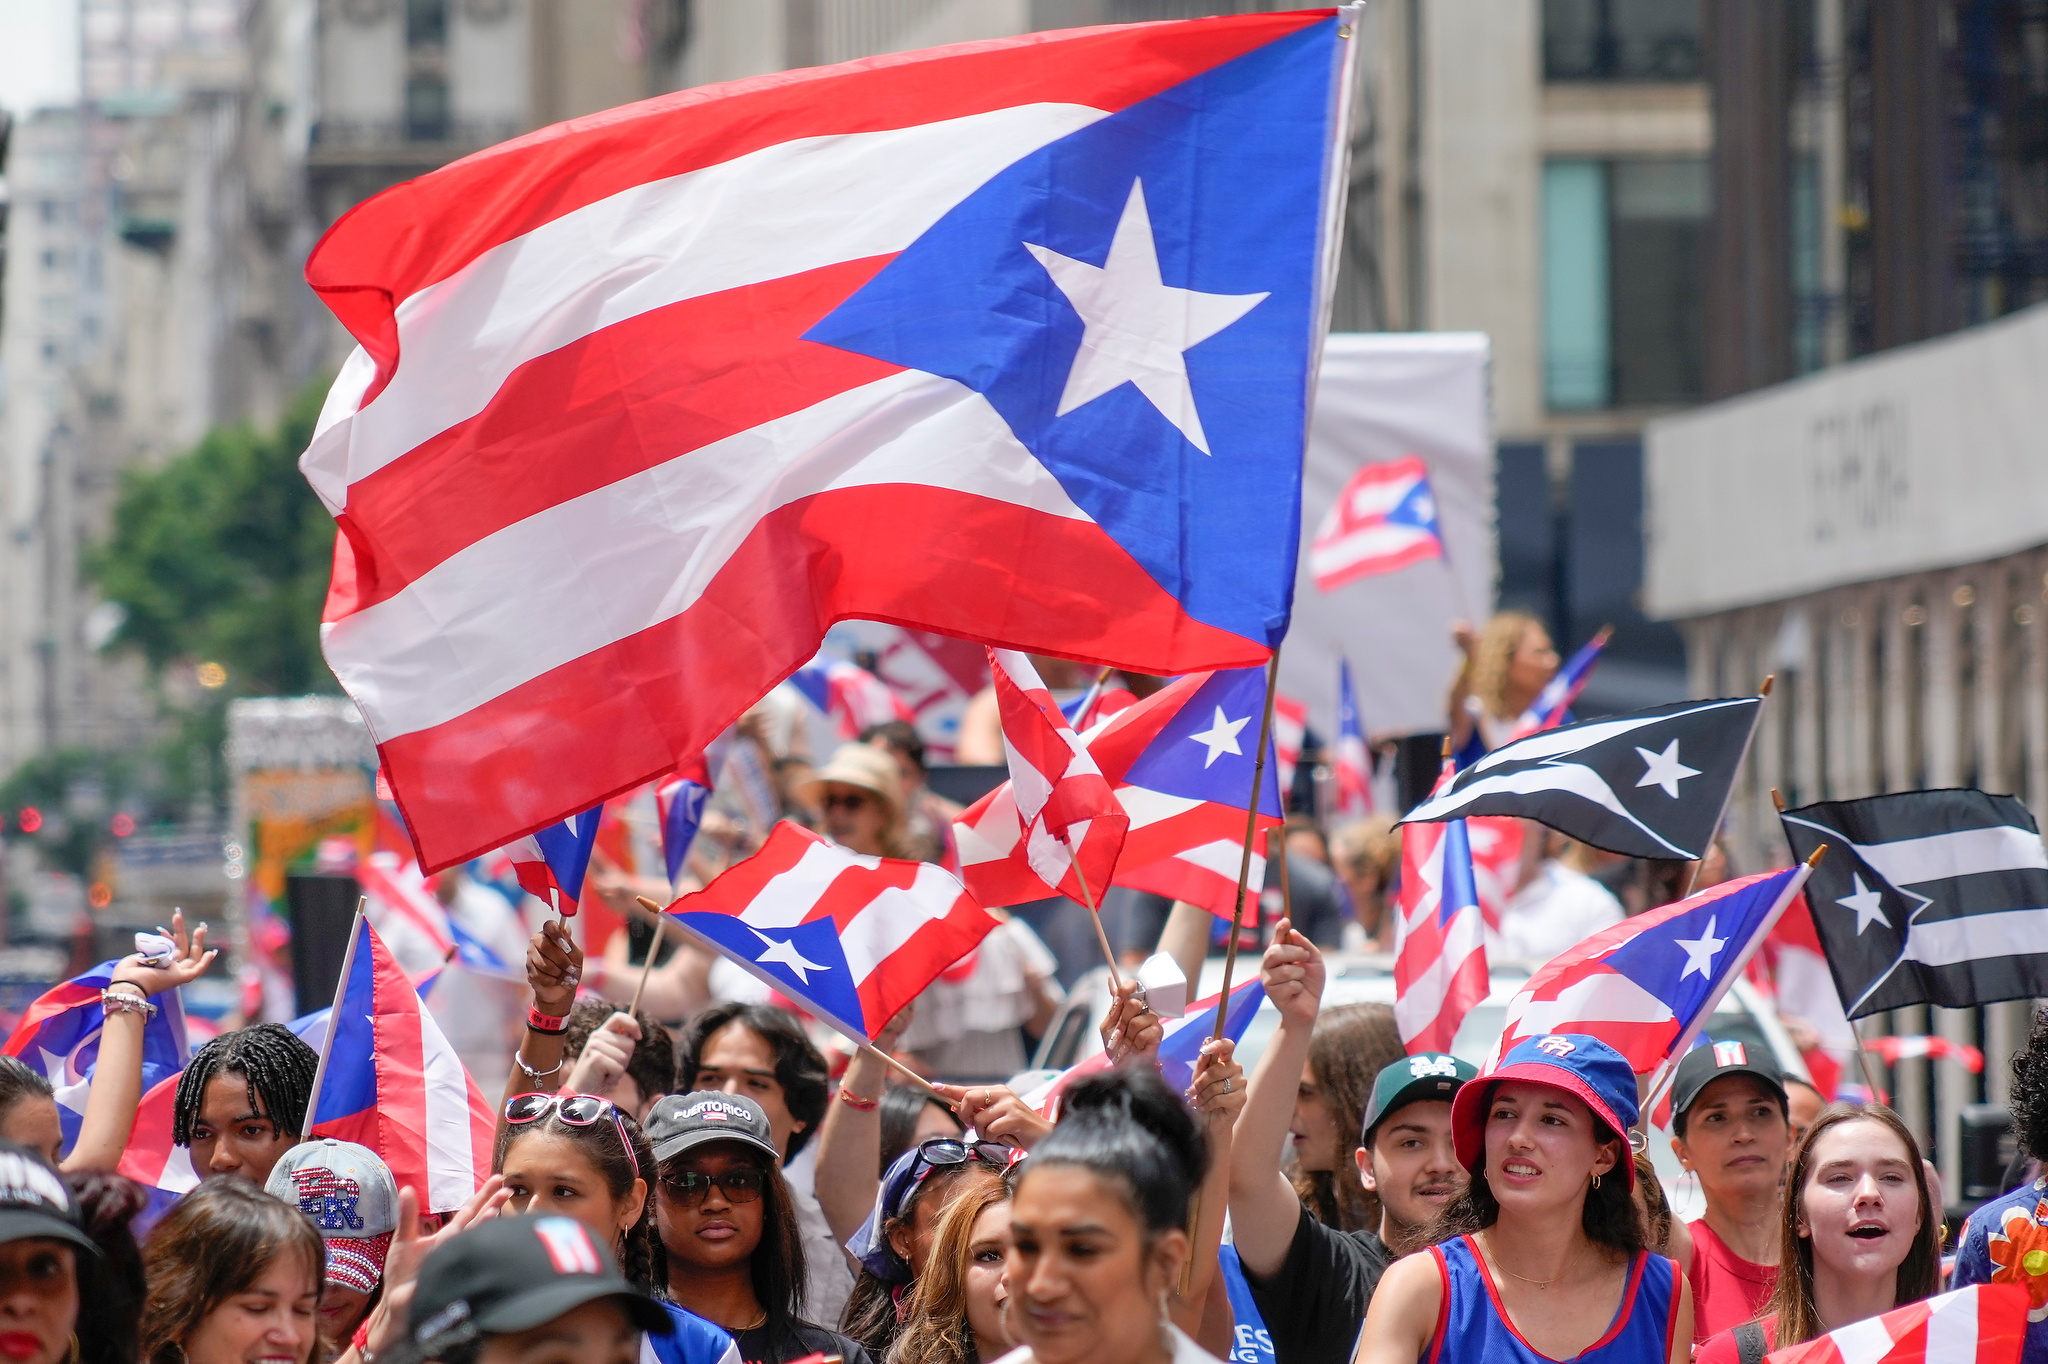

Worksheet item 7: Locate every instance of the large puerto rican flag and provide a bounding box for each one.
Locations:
[4,960,189,1157]
[301,11,1358,871]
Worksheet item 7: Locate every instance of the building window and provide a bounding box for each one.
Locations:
[1544,0,1702,82]
[406,0,448,46]
[1543,157,1709,410]
[406,76,450,140]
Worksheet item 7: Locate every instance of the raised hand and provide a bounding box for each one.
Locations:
[1261,918,1324,1032]
[110,908,217,998]
[1186,1037,1245,1128]
[932,1082,1052,1152]
[365,1177,508,1356]
[527,918,582,1018]
[564,1011,639,1097]
[1099,977,1163,1064]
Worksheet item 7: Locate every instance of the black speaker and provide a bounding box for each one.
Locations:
[285,875,361,1017]
[1393,733,1450,814]
[1959,1103,2017,1205]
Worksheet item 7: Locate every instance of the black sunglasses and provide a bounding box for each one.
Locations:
[661,1166,767,1207]
[821,792,872,812]
[912,1137,1014,1174]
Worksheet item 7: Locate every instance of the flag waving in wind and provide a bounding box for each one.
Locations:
[1404,696,1763,860]
[1022,976,1265,1120]
[505,806,602,915]
[304,915,496,1213]
[4,958,189,1157]
[1394,817,1489,1055]
[301,11,1359,872]
[987,649,1126,909]
[1485,865,1814,1106]
[665,823,1003,1045]
[1309,454,1447,592]
[1762,1285,2027,1364]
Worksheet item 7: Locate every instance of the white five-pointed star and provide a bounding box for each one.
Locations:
[1187,706,1249,767]
[1635,739,1702,798]
[1024,179,1268,454]
[747,926,828,984]
[1836,873,1891,935]
[1673,915,1726,981]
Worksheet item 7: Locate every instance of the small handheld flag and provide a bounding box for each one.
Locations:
[664,822,1002,1047]
[505,806,602,915]
[1763,1284,2026,1364]
[1333,659,1372,819]
[303,914,496,1213]
[657,761,713,887]
[1393,817,1488,1055]
[987,648,1127,910]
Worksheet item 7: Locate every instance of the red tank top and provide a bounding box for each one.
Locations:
[1686,1219,1778,1343]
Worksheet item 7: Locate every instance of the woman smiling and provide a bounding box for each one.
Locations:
[1695,1106,1940,1364]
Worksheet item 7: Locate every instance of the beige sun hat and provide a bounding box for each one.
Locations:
[798,741,907,820]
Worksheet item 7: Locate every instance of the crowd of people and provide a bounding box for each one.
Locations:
[0,611,2040,1364]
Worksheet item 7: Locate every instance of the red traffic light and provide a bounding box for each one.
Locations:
[110,813,135,837]
[16,808,41,834]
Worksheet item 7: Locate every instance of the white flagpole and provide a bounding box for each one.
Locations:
[300,899,368,1140]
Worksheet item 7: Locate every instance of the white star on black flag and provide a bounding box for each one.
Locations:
[1780,789,2048,1018]
[1398,696,1763,859]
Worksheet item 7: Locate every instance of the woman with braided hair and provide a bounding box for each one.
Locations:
[172,1023,319,1187]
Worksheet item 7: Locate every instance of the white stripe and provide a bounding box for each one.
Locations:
[955,790,1022,865]
[302,103,1110,510]
[1407,761,1692,858]
[324,372,1087,740]
[1903,907,2048,968]
[1341,474,1419,518]
[1923,1288,1979,1364]
[838,863,976,981]
[1854,824,2048,885]
[1170,838,1266,886]
[419,999,479,1211]
[1829,1312,1906,1364]
[1465,698,1755,776]
[1309,523,1431,575]
[1394,919,1484,1042]
[1505,972,1671,1038]
[1116,785,1204,829]
[736,841,862,929]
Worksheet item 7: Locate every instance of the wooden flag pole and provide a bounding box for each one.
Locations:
[1678,673,1775,901]
[629,913,665,1018]
[1213,652,1283,1044]
[1067,847,1125,991]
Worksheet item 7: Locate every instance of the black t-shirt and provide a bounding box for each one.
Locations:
[732,1319,873,1364]
[1240,1204,1389,1364]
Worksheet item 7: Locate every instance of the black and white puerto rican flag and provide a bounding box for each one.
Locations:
[1779,790,2048,1018]
[1398,696,1762,860]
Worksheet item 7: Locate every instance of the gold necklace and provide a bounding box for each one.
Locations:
[1485,1238,1572,1289]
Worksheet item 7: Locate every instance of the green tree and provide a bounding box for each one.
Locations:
[86,379,337,696]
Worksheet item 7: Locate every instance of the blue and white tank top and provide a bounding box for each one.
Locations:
[1426,1235,1679,1364]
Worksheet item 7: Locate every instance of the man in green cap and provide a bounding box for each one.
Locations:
[1232,939,1478,1364]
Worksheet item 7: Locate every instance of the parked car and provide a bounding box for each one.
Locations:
[1026,950,1810,1215]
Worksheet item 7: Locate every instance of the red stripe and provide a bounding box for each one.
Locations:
[379,485,1262,871]
[307,11,1332,391]
[853,898,1000,1035]
[684,824,822,914]
[326,257,901,620]
[803,860,926,933]
[368,926,431,1202]
[3,983,103,1054]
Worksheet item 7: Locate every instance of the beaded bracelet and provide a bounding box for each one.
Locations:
[526,1007,569,1034]
[101,989,158,1021]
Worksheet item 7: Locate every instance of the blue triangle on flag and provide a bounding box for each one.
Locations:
[1121,668,1283,815]
[675,914,866,1033]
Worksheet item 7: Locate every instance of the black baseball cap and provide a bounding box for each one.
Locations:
[1670,1039,1789,1127]
[1361,1053,1478,1145]
[396,1216,669,1363]
[0,1143,95,1256]
[644,1091,780,1165]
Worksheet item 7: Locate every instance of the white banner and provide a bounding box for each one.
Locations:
[1646,299,2048,619]
[1280,333,1495,743]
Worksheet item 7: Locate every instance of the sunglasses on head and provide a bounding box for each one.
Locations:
[911,1137,1016,1176]
[503,1092,640,1181]
[660,1165,767,1207]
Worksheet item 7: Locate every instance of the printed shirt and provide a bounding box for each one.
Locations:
[1952,1178,2048,1364]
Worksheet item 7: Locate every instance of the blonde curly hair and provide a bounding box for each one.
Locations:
[1468,611,1548,718]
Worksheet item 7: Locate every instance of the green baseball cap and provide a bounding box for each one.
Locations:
[1361,1052,1478,1144]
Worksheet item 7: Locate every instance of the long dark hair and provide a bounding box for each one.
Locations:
[1431,1079,1643,1257]
[659,1143,809,1354]
[676,1004,828,1159]
[67,1169,148,1364]
[1766,1104,1941,1348]
[493,1100,663,1296]
[1292,1004,1403,1232]
[139,1180,326,1364]
[0,1055,54,1122]
[1027,1064,1207,1238]
[879,1086,961,1172]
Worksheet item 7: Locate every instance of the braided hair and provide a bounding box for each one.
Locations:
[492,1104,666,1297]
[171,1024,319,1146]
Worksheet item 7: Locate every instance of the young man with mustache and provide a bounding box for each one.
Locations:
[1229,923,1477,1364]
[1668,1043,1794,1343]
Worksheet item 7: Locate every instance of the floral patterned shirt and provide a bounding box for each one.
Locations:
[1952,1177,2048,1363]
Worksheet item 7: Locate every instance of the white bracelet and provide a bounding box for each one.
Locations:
[514,1054,563,1086]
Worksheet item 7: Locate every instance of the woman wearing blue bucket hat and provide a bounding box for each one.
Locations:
[1352,1033,1693,1364]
